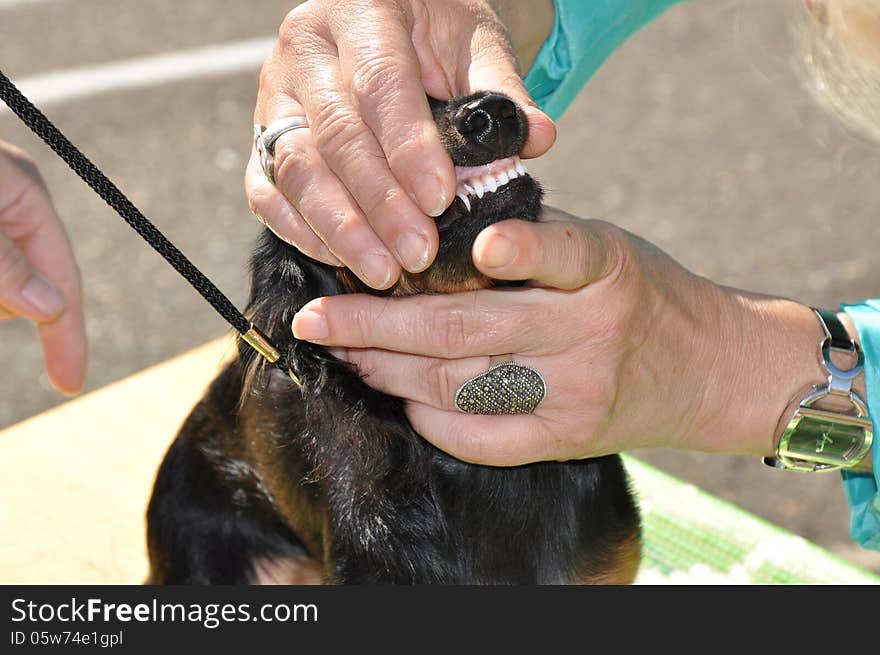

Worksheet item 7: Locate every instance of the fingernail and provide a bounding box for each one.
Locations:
[21,275,64,317]
[479,233,518,269]
[292,307,329,341]
[396,231,431,272]
[359,251,393,289]
[411,173,449,217]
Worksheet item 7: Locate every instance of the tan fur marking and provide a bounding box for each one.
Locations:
[335,268,494,297]
[251,555,324,585]
[575,532,643,586]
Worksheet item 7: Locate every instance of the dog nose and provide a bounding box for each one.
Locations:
[453,94,520,158]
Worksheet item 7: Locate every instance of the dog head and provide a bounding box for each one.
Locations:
[338,91,543,295]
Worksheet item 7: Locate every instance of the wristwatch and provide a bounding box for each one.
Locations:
[764,308,873,472]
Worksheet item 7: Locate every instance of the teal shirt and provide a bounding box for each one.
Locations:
[525,0,880,550]
[524,0,684,121]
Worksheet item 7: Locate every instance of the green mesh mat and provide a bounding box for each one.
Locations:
[624,456,880,584]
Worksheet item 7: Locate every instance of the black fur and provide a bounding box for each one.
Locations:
[147,92,641,584]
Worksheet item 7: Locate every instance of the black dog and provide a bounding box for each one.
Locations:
[146,92,641,584]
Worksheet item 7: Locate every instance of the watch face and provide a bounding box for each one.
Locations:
[781,407,872,469]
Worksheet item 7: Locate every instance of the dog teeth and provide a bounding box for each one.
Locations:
[453,156,528,207]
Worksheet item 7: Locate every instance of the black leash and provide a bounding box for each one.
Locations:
[0,70,300,385]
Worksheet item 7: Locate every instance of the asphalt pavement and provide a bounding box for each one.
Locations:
[1,0,878,574]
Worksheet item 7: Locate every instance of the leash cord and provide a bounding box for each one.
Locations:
[0,70,291,376]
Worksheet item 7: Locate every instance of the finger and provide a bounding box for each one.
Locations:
[245,152,342,266]
[280,35,440,276]
[405,402,556,466]
[15,213,86,395]
[0,230,63,322]
[255,70,402,287]
[330,6,456,219]
[292,290,560,356]
[340,347,491,410]
[268,122,401,288]
[37,295,87,395]
[472,218,623,289]
[254,47,401,288]
[0,185,86,394]
[466,20,556,159]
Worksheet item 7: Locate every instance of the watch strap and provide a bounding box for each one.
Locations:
[814,307,855,353]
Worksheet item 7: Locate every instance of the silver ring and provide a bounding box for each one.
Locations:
[253,116,309,185]
[454,362,546,415]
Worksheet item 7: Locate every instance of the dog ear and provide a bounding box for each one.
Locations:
[238,229,345,398]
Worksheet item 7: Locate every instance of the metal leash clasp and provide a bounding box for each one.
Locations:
[240,324,303,388]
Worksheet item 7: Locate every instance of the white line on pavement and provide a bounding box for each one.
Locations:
[0,0,64,9]
[2,37,275,113]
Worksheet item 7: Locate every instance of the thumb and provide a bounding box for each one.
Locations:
[0,231,65,321]
[472,214,624,289]
[467,23,556,159]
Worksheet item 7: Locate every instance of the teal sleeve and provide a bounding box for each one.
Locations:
[524,0,685,120]
[841,300,880,550]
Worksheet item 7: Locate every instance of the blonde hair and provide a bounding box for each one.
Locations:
[799,0,880,141]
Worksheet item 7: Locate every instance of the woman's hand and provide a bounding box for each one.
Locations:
[247,0,556,289]
[291,207,827,465]
[0,142,86,394]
